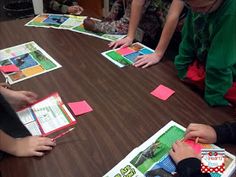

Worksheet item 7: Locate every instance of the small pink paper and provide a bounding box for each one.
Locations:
[184,139,203,154]
[0,65,19,73]
[116,47,135,55]
[68,100,93,116]
[151,84,175,100]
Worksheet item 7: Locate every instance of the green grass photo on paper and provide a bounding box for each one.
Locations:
[106,51,132,65]
[30,50,57,70]
[130,126,185,174]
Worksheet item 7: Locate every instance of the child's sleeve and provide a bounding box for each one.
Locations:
[177,158,211,177]
[213,122,236,144]
[49,0,69,14]
[174,11,195,79]
[204,14,236,106]
[72,0,78,6]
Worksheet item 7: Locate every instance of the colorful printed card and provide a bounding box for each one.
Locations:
[103,121,236,177]
[101,43,154,68]
[17,92,76,136]
[0,41,61,84]
[25,14,125,42]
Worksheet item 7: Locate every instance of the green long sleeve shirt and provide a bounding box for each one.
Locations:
[175,0,236,106]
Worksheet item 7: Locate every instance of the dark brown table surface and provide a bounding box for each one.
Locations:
[0,18,235,177]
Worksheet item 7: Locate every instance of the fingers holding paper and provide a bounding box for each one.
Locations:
[169,140,199,164]
[184,123,217,144]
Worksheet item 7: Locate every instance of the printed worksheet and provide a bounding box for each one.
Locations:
[0,41,61,84]
[25,14,126,42]
[101,42,154,68]
[103,121,236,177]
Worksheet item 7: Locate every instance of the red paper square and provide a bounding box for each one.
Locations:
[151,84,175,101]
[68,100,93,116]
[0,65,19,73]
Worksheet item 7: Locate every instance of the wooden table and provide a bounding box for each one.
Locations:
[0,18,235,177]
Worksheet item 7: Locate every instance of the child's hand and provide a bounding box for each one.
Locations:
[184,123,217,144]
[133,52,164,68]
[14,136,56,157]
[169,140,199,164]
[0,87,38,110]
[68,5,83,15]
[108,36,134,49]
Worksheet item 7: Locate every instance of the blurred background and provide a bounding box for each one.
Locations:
[0,0,116,22]
[0,0,34,21]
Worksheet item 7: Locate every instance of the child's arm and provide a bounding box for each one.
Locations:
[204,14,236,106]
[176,158,211,177]
[48,0,80,14]
[0,130,56,157]
[0,86,38,110]
[48,0,68,13]
[109,0,145,49]
[126,0,145,42]
[174,11,195,80]
[134,0,184,68]
[213,122,236,144]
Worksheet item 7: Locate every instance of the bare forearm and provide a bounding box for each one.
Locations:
[155,0,184,55]
[127,0,145,39]
[0,130,17,155]
[155,16,179,55]
[0,85,9,94]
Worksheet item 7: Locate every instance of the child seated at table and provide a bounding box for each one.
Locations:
[83,0,131,35]
[170,122,236,176]
[0,85,56,158]
[44,0,83,15]
[174,0,236,106]
[108,0,185,68]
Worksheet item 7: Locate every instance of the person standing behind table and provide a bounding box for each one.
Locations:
[109,0,185,68]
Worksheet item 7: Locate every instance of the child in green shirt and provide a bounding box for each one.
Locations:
[175,0,236,106]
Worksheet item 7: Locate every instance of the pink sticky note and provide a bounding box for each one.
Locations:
[184,139,203,154]
[151,84,175,100]
[0,65,19,73]
[68,100,93,116]
[116,47,135,55]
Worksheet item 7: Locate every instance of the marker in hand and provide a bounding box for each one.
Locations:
[51,127,75,141]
